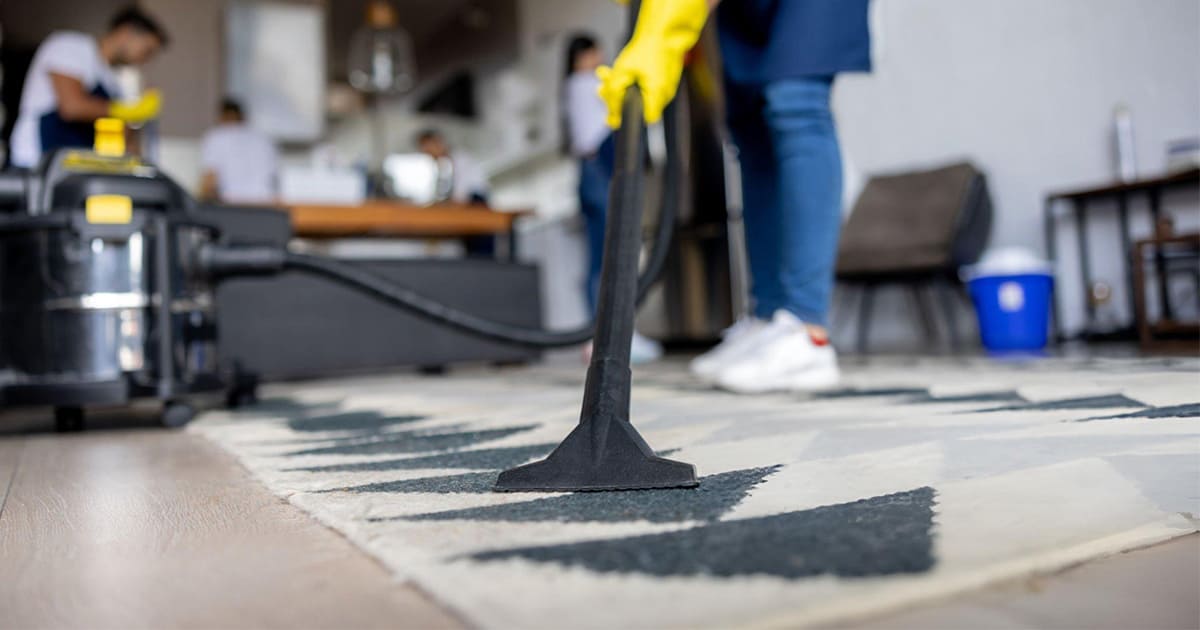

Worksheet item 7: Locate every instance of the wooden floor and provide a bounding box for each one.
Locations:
[0,409,1195,629]
[0,410,462,630]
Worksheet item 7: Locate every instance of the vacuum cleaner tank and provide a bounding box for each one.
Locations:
[0,215,216,386]
[0,150,221,414]
[0,219,151,380]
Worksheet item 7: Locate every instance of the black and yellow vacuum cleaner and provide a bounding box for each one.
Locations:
[0,66,696,492]
[0,121,223,430]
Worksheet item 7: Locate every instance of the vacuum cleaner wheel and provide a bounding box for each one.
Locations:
[160,401,195,429]
[54,406,85,433]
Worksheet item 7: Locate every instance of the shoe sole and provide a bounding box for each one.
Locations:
[689,332,773,382]
[715,368,840,395]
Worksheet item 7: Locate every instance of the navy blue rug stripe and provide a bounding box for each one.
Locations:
[1079,403,1200,422]
[970,394,1147,413]
[391,466,781,523]
[283,443,558,473]
[282,425,537,457]
[468,487,937,579]
[287,412,428,433]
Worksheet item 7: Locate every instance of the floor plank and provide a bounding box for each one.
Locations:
[0,426,462,630]
[0,440,23,521]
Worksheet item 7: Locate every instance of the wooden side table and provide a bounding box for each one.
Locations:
[1044,168,1200,342]
[1131,226,1200,353]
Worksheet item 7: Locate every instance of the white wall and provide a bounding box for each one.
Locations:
[833,0,1200,346]
[156,137,203,194]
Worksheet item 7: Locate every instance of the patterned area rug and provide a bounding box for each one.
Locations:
[192,357,1200,628]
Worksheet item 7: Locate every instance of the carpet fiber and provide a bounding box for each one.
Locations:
[192,356,1200,628]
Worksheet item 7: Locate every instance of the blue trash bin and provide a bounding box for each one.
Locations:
[968,272,1054,352]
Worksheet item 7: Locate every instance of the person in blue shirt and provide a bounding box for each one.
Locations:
[598,0,871,393]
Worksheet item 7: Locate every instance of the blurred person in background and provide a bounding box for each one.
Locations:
[598,0,870,391]
[415,128,489,205]
[10,5,167,168]
[199,99,278,204]
[563,32,662,364]
[563,34,610,314]
[415,128,495,257]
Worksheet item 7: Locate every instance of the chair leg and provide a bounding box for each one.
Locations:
[832,283,853,340]
[857,284,875,355]
[909,283,938,351]
[937,280,962,353]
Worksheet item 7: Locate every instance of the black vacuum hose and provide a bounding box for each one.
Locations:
[205,98,684,349]
[283,250,596,347]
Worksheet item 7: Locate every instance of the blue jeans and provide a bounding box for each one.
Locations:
[726,78,844,326]
[578,136,615,313]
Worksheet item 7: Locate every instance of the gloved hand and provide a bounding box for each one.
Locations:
[108,88,162,125]
[596,0,709,128]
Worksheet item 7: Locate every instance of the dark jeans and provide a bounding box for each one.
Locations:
[578,136,615,313]
[726,77,844,326]
[463,193,496,258]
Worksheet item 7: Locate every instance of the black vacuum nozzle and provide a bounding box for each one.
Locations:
[494,358,698,492]
[494,88,698,493]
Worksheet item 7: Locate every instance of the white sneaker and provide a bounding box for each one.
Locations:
[713,310,840,394]
[689,316,769,381]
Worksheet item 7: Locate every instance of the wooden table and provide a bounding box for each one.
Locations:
[1131,231,1200,352]
[282,201,530,259]
[1044,168,1200,342]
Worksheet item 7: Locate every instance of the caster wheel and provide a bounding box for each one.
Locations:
[225,385,258,409]
[161,401,195,428]
[54,406,85,432]
[225,363,260,410]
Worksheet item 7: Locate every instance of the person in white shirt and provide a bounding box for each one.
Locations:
[415,128,493,256]
[415,129,489,205]
[199,99,279,204]
[10,6,167,168]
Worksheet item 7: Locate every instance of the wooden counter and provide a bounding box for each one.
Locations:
[282,201,529,239]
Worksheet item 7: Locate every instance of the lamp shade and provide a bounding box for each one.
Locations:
[347,2,415,95]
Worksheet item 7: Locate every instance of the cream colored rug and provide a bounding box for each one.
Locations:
[192,356,1200,628]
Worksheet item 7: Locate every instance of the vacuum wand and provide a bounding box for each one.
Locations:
[491,86,699,492]
[592,87,648,371]
[496,0,699,490]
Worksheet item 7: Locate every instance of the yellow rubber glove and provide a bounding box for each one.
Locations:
[108,88,162,125]
[597,0,708,129]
